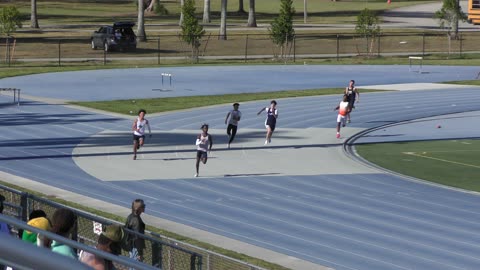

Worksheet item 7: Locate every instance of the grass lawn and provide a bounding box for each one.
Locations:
[443,79,480,86]
[356,139,480,192]
[71,88,385,115]
[3,0,431,26]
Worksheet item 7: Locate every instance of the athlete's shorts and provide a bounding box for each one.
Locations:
[337,114,346,125]
[197,150,207,159]
[265,124,276,132]
[133,134,145,142]
[265,118,277,132]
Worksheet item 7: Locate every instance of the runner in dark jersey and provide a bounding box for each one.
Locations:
[257,100,278,145]
[345,80,360,123]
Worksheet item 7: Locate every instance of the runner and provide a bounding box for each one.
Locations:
[195,124,213,177]
[132,109,151,160]
[345,80,360,123]
[224,103,242,149]
[334,95,350,139]
[257,100,278,145]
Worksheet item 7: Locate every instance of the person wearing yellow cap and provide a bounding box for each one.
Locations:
[22,210,51,244]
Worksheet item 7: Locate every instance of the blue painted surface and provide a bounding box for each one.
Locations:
[1,67,480,270]
[1,65,479,101]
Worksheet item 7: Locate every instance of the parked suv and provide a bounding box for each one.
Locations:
[91,22,137,52]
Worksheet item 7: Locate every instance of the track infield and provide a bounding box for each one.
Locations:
[356,139,480,192]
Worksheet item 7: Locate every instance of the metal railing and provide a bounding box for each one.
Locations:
[0,185,202,270]
[0,31,478,67]
[1,184,269,270]
[0,213,156,270]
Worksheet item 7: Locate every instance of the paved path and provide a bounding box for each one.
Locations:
[1,65,480,270]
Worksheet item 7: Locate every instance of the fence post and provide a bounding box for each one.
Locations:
[157,38,161,65]
[152,241,162,268]
[103,47,107,65]
[336,34,339,61]
[6,37,10,67]
[20,192,28,222]
[377,34,380,57]
[244,34,248,63]
[459,32,463,57]
[190,254,196,270]
[197,254,202,270]
[422,33,425,57]
[293,34,296,62]
[58,40,61,67]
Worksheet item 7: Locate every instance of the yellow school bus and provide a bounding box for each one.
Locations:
[468,0,480,24]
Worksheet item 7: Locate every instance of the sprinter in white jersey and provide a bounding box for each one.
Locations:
[334,95,350,139]
[224,103,242,149]
[132,109,151,160]
[195,124,213,177]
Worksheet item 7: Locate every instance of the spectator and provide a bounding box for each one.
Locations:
[0,194,11,235]
[22,210,51,245]
[125,199,146,267]
[79,224,124,270]
[0,194,11,270]
[50,208,77,259]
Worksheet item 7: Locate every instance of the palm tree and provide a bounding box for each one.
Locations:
[247,0,256,27]
[31,0,39,28]
[304,0,308,23]
[137,0,147,41]
[146,0,157,12]
[238,0,245,13]
[219,0,227,40]
[179,0,185,26]
[203,0,211,23]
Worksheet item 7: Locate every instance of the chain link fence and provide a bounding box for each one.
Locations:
[0,31,478,67]
[0,184,269,270]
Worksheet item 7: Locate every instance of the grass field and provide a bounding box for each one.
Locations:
[71,88,385,115]
[1,0,478,68]
[356,139,480,192]
[3,0,430,26]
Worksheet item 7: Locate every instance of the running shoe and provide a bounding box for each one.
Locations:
[133,155,137,160]
[194,173,198,177]
[336,133,340,139]
[264,140,268,145]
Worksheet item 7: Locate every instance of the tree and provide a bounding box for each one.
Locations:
[137,0,147,41]
[146,0,157,12]
[181,0,205,62]
[269,0,295,59]
[434,0,466,39]
[31,0,39,28]
[355,8,380,55]
[203,0,211,23]
[145,0,168,15]
[247,0,256,27]
[219,0,227,40]
[0,6,22,36]
[303,0,307,24]
[238,0,245,13]
[179,0,185,26]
